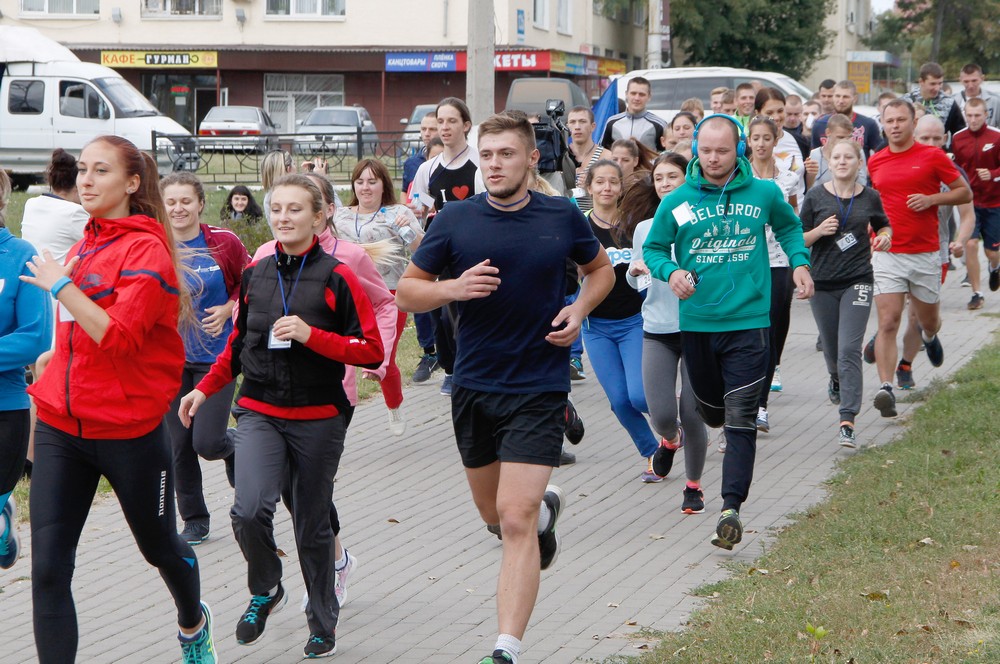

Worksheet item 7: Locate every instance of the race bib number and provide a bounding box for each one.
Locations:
[268,329,291,349]
[836,232,858,252]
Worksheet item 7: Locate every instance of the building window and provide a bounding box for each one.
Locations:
[604,48,614,58]
[533,0,548,29]
[633,56,642,70]
[142,0,221,16]
[632,0,646,26]
[593,0,601,15]
[266,0,345,18]
[8,80,45,114]
[263,73,345,134]
[20,0,99,15]
[556,0,571,34]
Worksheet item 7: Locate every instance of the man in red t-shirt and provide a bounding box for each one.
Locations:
[951,97,1000,306]
[867,99,972,418]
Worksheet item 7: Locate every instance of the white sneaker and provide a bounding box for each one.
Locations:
[335,549,358,608]
[716,429,727,453]
[387,407,405,436]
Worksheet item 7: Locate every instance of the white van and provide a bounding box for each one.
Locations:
[1,26,197,189]
[616,67,814,124]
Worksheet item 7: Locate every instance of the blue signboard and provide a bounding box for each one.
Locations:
[516,9,525,44]
[386,52,458,72]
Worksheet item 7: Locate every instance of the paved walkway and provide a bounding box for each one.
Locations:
[3,274,997,663]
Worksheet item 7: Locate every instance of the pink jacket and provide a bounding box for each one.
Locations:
[253,228,397,405]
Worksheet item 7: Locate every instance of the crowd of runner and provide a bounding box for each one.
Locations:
[0,59,995,663]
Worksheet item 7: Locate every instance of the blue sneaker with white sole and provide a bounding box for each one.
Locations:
[0,497,20,569]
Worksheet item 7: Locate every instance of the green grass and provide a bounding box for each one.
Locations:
[638,333,1000,663]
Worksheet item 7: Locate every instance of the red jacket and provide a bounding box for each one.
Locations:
[28,215,185,439]
[202,223,250,300]
[951,125,1000,208]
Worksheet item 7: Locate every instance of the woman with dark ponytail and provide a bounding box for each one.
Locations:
[21,136,217,664]
[21,148,90,266]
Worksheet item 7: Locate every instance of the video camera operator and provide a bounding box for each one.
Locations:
[530,99,577,196]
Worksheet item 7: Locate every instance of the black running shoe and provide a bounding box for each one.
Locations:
[828,378,841,405]
[969,293,985,310]
[565,400,585,444]
[874,384,897,418]
[710,509,743,550]
[412,353,439,383]
[991,267,1000,292]
[863,335,876,364]
[652,427,683,478]
[539,485,565,570]
[224,451,235,489]
[559,449,576,465]
[303,634,336,658]
[478,650,514,664]
[180,521,210,546]
[924,335,944,367]
[486,524,502,540]
[681,486,705,514]
[236,584,287,645]
[896,364,915,390]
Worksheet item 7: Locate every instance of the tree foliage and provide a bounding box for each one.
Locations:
[667,0,835,80]
[865,0,1000,76]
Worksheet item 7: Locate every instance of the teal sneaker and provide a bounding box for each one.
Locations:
[179,602,217,664]
[710,509,744,550]
[0,497,20,569]
[478,650,514,664]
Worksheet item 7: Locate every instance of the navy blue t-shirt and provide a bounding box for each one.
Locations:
[411,192,601,394]
[181,232,232,364]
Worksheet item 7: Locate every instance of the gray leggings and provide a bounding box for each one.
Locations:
[809,282,874,423]
[641,333,708,482]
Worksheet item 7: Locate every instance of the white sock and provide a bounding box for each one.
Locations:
[758,406,766,415]
[335,550,348,571]
[268,585,279,597]
[537,502,552,535]
[495,634,521,663]
[921,330,935,343]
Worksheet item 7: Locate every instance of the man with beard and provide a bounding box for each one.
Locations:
[810,80,882,158]
[396,112,614,664]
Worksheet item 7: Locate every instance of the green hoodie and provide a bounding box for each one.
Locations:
[643,157,810,333]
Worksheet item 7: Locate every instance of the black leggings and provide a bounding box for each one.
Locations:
[0,409,29,497]
[761,267,793,409]
[31,421,202,663]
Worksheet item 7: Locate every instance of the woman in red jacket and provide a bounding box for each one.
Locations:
[21,136,217,664]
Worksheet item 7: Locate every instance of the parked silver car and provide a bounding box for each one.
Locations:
[198,105,278,153]
[295,105,378,157]
[399,103,437,154]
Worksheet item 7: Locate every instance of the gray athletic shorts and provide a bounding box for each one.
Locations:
[872,251,941,303]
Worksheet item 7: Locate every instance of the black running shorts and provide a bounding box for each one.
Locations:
[451,386,567,468]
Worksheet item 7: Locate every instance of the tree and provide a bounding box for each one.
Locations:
[866,0,1000,77]
[668,0,835,80]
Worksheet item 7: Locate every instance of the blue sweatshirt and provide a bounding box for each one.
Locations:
[0,228,52,411]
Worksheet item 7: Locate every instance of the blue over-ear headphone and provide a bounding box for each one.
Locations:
[692,113,746,158]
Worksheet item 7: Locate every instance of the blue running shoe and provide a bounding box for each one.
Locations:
[179,602,217,664]
[0,497,20,569]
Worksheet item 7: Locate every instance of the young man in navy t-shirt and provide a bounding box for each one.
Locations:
[396,113,614,664]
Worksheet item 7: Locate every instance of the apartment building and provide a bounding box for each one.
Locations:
[0,0,646,133]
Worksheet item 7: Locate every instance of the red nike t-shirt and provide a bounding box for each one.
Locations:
[868,142,961,254]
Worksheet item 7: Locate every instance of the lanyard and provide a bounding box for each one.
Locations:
[427,145,470,192]
[354,207,380,237]
[832,183,857,231]
[275,251,308,316]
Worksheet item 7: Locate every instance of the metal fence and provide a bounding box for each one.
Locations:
[153,129,423,188]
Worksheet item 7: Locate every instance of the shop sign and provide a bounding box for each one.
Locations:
[598,58,626,77]
[385,52,458,72]
[101,50,218,68]
[493,50,550,71]
[847,61,872,94]
[550,51,585,75]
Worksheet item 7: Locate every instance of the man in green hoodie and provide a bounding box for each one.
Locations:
[643,115,814,551]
